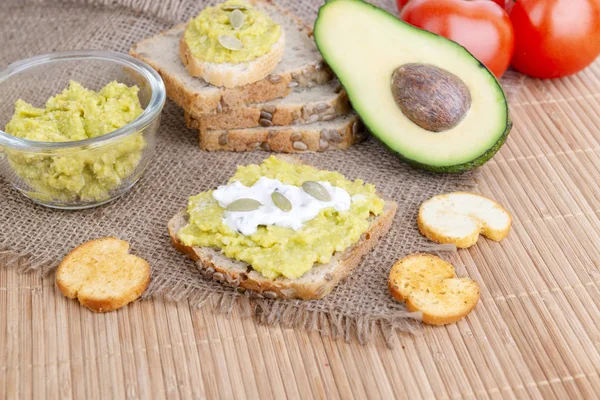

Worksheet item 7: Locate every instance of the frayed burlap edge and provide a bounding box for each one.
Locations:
[8,242,459,348]
[3,238,459,346]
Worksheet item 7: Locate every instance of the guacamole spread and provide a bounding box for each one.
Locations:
[178,157,385,280]
[4,80,145,202]
[184,0,282,64]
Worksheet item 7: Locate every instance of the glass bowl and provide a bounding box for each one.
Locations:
[0,50,166,209]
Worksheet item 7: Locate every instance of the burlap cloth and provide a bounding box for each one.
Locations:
[1,0,524,344]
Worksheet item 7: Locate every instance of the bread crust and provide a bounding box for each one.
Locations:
[179,30,286,88]
[56,237,151,312]
[168,156,397,300]
[184,88,349,131]
[192,114,366,152]
[417,191,512,249]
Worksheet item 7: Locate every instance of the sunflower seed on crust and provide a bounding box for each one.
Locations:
[315,103,330,113]
[262,105,277,113]
[319,139,329,151]
[293,141,308,151]
[259,118,273,127]
[267,74,281,83]
[260,111,273,120]
[290,132,302,141]
[263,291,278,299]
[329,130,343,143]
[306,114,319,124]
[219,133,228,146]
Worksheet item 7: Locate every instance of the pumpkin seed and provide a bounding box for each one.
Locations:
[222,4,249,10]
[229,9,245,30]
[218,35,243,51]
[271,191,292,212]
[226,198,261,212]
[302,181,331,202]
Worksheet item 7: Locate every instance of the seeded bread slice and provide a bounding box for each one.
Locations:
[185,81,350,131]
[196,113,367,152]
[168,156,398,300]
[130,2,332,115]
[179,0,286,88]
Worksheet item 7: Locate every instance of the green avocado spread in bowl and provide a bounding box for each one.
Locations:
[5,81,146,202]
[0,50,165,209]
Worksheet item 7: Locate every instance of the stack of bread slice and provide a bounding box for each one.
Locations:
[130,0,366,152]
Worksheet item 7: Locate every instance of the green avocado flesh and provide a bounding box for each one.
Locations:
[314,0,511,172]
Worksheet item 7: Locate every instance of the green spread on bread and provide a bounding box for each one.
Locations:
[177,156,385,280]
[183,0,282,64]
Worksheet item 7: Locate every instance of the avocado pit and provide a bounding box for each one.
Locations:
[391,63,471,132]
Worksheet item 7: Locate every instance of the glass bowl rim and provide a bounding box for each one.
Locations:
[0,50,166,152]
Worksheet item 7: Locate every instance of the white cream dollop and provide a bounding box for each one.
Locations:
[213,177,352,236]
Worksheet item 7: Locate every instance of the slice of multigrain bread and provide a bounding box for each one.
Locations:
[168,156,397,300]
[130,2,333,115]
[185,81,350,131]
[197,113,367,152]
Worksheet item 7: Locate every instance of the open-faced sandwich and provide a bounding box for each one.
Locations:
[179,0,286,88]
[169,156,397,300]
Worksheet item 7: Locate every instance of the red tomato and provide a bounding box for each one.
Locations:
[507,0,600,78]
[491,0,505,7]
[396,0,411,10]
[400,0,515,78]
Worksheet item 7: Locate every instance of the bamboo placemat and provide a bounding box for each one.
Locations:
[3,12,600,400]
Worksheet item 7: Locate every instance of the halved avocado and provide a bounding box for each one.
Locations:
[314,0,511,173]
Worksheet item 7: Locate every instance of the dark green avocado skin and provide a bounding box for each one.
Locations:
[314,0,512,174]
[372,118,512,174]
